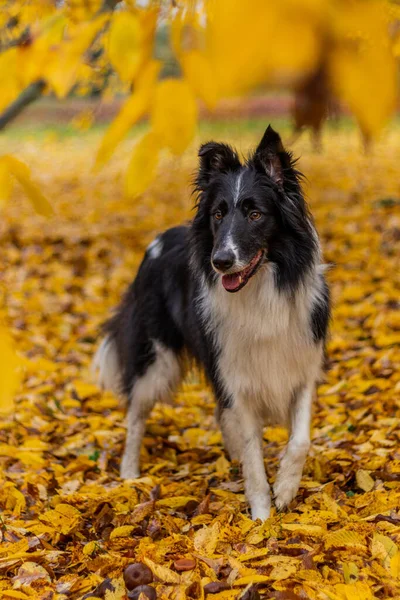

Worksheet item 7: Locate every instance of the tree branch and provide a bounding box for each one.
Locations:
[0,27,31,52]
[0,80,46,132]
[0,0,121,132]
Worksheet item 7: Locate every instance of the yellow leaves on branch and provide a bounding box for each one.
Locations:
[108,12,143,84]
[0,49,21,113]
[18,13,66,90]
[152,79,198,155]
[107,7,158,84]
[328,0,397,138]
[104,76,197,198]
[125,132,160,199]
[95,60,161,167]
[45,14,109,98]
[181,51,218,111]
[204,0,320,97]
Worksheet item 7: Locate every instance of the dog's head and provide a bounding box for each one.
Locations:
[191,125,317,293]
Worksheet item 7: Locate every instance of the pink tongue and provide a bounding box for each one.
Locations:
[222,273,241,291]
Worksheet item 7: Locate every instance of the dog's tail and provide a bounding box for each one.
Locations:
[91,335,122,397]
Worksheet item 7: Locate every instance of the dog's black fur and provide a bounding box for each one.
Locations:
[94,125,330,519]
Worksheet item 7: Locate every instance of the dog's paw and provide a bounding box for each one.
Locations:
[250,497,271,521]
[273,472,301,511]
[251,506,271,521]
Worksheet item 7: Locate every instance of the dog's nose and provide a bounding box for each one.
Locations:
[212,250,235,272]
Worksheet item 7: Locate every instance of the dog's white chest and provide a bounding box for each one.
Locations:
[202,270,322,424]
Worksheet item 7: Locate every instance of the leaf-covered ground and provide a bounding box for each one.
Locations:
[0,122,400,600]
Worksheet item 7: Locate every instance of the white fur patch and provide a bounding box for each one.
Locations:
[220,231,240,264]
[92,336,121,396]
[199,262,324,426]
[233,172,243,205]
[132,341,181,409]
[147,237,163,259]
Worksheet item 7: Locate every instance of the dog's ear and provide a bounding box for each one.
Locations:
[196,142,241,189]
[253,125,289,187]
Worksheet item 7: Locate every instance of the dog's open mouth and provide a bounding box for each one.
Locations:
[222,250,264,293]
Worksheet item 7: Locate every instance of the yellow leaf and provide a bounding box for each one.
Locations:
[325,529,366,550]
[95,60,160,167]
[355,469,374,492]
[0,48,22,113]
[205,0,319,97]
[13,561,51,586]
[107,11,142,83]
[334,582,373,600]
[193,522,220,555]
[156,496,197,509]
[72,380,100,399]
[109,525,135,540]
[0,327,21,414]
[215,454,230,476]
[170,8,202,58]
[234,575,271,585]
[137,6,159,67]
[281,523,325,536]
[390,552,400,579]
[1,156,53,217]
[40,504,82,535]
[143,557,181,584]
[18,14,65,88]
[83,541,98,556]
[269,562,297,581]
[0,482,26,516]
[343,562,359,584]
[151,78,198,155]
[0,538,29,557]
[371,533,398,564]
[0,591,30,599]
[124,132,160,199]
[181,51,218,111]
[46,15,108,98]
[0,156,13,208]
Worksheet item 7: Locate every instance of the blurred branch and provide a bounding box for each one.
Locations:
[0,27,31,51]
[0,80,46,132]
[99,0,122,13]
[0,0,121,133]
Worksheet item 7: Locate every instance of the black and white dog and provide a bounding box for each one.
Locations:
[93,126,330,520]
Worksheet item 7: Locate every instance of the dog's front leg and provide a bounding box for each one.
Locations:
[273,382,313,510]
[239,407,271,521]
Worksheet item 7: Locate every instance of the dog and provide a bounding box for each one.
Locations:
[93,125,330,520]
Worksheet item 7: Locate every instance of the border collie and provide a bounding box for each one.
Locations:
[93,126,330,520]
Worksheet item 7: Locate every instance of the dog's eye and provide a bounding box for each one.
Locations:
[214,210,223,221]
[249,211,261,221]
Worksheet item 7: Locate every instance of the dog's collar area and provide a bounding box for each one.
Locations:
[221,250,264,292]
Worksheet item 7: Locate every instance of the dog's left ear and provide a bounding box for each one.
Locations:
[253,125,288,187]
[196,142,241,190]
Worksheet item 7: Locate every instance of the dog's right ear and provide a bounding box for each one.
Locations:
[196,142,241,189]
